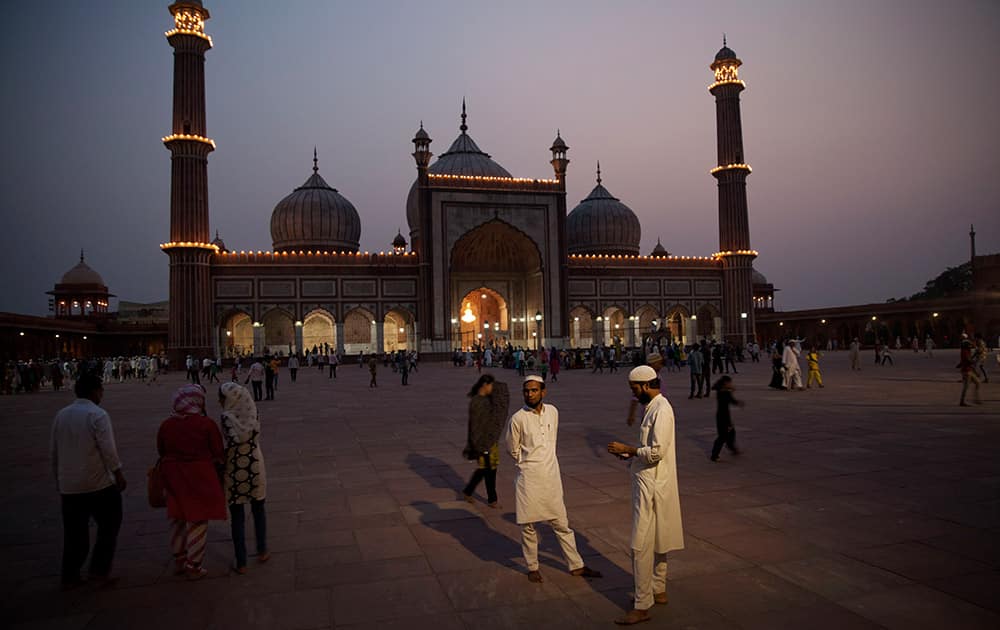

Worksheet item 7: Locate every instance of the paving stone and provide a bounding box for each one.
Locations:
[840,584,1000,629]
[762,553,912,600]
[846,541,991,582]
[329,575,452,625]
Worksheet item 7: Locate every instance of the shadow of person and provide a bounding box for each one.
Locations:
[404,452,468,491]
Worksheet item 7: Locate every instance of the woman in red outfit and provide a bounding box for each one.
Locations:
[549,347,561,382]
[157,384,227,579]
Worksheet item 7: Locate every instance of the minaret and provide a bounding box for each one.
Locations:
[709,38,756,343]
[549,130,570,343]
[411,120,433,350]
[162,1,215,363]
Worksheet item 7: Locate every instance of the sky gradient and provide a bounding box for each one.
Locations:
[2,0,998,316]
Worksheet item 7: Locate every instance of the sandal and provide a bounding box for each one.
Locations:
[185,565,208,581]
[257,552,271,564]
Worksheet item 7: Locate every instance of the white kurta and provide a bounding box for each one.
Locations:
[629,394,684,553]
[503,404,568,524]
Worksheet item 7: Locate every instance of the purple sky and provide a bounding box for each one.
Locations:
[2,0,998,316]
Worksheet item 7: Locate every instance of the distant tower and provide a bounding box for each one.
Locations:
[709,38,756,342]
[549,130,570,338]
[162,1,215,363]
[550,130,569,182]
[411,120,433,344]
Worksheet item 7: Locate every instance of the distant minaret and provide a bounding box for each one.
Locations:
[162,1,215,363]
[709,38,756,342]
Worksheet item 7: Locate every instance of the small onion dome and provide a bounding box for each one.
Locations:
[550,132,568,153]
[61,250,107,286]
[392,230,407,249]
[715,45,737,61]
[650,238,669,257]
[752,268,769,285]
[413,124,430,142]
[407,104,512,239]
[210,230,227,252]
[270,156,361,253]
[566,165,641,256]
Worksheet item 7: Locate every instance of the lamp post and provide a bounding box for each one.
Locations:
[740,312,747,347]
[534,311,542,350]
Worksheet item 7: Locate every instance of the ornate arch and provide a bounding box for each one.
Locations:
[450,219,543,273]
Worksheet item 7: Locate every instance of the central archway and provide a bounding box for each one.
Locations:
[450,220,544,349]
[457,287,509,349]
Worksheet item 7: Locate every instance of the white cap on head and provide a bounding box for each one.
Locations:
[628,365,657,382]
[523,375,544,384]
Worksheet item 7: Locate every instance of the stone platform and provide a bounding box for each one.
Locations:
[1,349,997,629]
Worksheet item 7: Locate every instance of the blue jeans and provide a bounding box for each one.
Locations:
[229,499,267,568]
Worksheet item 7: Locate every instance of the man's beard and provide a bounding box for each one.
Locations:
[525,399,541,409]
[636,392,652,405]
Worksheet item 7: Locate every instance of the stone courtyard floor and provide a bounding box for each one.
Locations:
[1,350,998,629]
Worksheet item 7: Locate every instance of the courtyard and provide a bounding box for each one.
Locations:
[2,350,998,629]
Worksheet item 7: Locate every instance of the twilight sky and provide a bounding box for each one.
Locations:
[2,0,998,315]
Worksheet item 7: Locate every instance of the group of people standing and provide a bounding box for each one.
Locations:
[462,364,684,625]
[50,375,269,586]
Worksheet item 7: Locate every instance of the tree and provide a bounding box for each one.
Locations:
[900,262,972,301]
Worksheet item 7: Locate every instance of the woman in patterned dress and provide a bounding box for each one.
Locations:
[218,382,269,573]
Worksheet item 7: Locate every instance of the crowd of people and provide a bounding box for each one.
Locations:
[3,355,169,395]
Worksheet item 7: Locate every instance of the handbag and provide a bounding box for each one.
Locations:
[147,459,166,508]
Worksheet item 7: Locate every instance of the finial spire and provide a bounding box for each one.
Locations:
[596,161,602,185]
[460,98,468,134]
[723,33,727,47]
[419,120,424,130]
[313,147,318,173]
[80,248,84,262]
[215,229,220,239]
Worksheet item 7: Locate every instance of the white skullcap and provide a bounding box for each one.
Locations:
[523,375,544,384]
[628,365,657,382]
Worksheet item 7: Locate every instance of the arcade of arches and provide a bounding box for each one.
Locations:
[566,304,715,349]
[219,307,414,357]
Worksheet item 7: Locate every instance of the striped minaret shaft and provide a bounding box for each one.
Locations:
[709,42,756,343]
[163,1,215,364]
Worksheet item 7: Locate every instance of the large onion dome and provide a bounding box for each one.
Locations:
[406,102,512,239]
[270,152,361,252]
[567,164,641,256]
[60,250,107,286]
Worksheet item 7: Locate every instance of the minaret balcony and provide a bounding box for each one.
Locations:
[709,163,752,176]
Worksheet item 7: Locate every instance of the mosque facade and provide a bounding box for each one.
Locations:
[161,1,768,364]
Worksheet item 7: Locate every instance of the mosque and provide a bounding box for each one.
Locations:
[160,0,770,364]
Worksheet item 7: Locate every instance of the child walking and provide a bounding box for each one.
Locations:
[710,375,743,462]
[806,347,824,388]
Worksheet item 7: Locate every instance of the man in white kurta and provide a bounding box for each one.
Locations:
[782,342,803,390]
[608,366,684,625]
[503,375,602,582]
